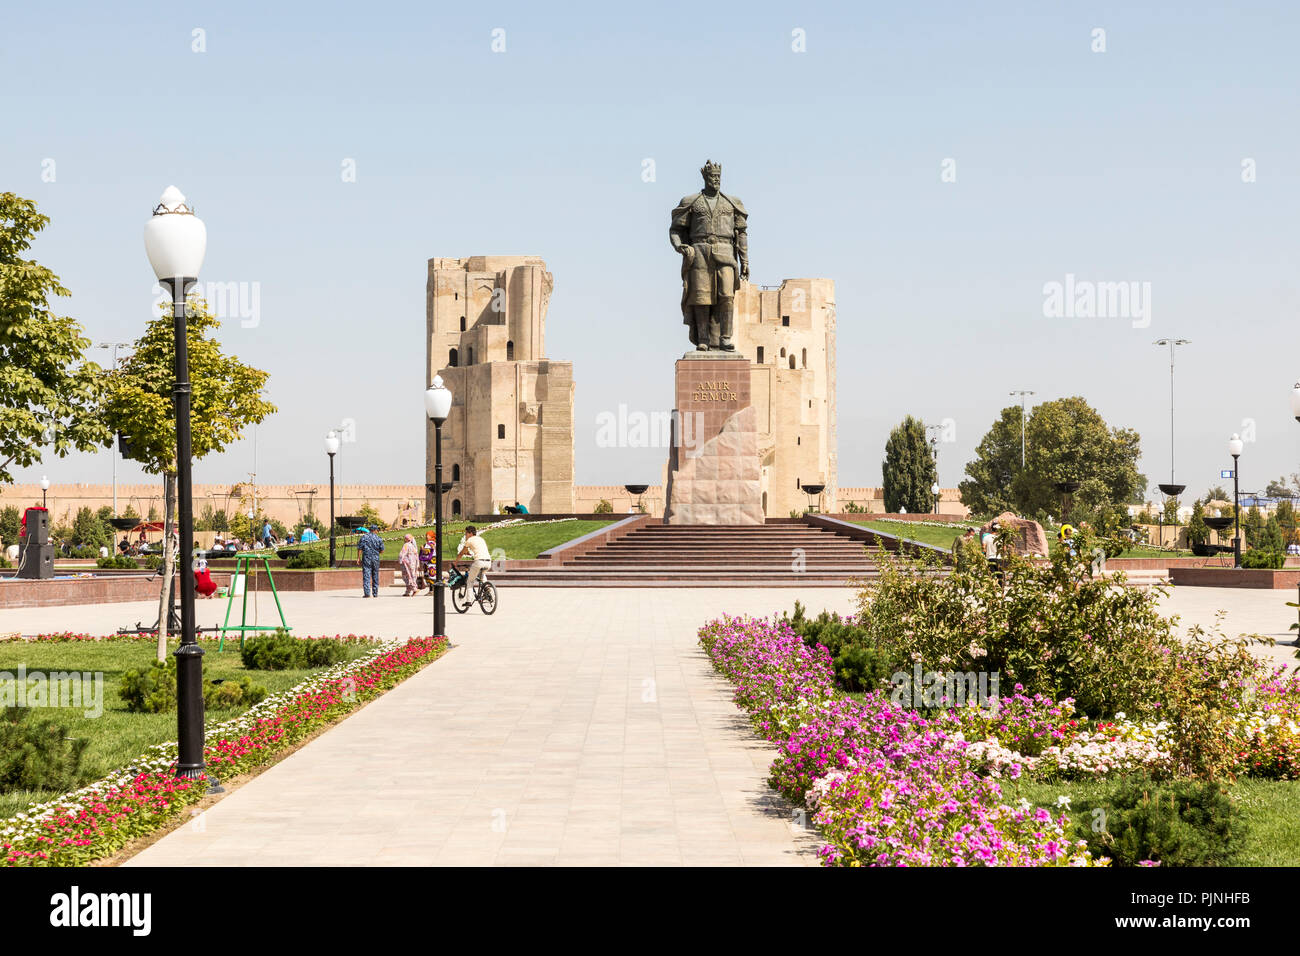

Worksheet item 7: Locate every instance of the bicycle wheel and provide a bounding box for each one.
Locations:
[451,582,472,613]
[477,581,498,615]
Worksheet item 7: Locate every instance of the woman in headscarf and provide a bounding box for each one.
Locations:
[399,533,421,596]
[418,530,437,590]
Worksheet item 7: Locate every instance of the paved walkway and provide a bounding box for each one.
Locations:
[2,579,1294,865]
[91,587,852,866]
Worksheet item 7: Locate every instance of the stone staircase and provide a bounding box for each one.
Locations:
[493,519,888,587]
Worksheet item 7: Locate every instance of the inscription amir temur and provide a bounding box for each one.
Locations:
[691,380,739,402]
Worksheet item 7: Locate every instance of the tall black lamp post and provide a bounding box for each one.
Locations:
[425,376,452,639]
[144,185,212,786]
[324,431,339,567]
[1228,433,1244,568]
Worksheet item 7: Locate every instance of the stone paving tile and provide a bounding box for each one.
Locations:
[95,588,853,866]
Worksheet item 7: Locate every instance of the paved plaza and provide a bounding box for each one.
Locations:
[0,580,1294,866]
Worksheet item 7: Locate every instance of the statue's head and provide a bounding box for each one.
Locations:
[700,160,722,190]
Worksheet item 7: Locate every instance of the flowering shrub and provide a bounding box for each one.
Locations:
[0,634,447,866]
[699,615,1101,867]
[859,540,1173,719]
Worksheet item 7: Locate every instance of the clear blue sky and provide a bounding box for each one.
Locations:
[5,0,1299,499]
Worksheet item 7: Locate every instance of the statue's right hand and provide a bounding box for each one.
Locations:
[680,245,695,261]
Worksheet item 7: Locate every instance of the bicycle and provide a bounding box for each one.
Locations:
[447,562,498,615]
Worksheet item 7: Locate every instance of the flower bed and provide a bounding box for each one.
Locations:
[0,633,448,866]
[699,615,1100,867]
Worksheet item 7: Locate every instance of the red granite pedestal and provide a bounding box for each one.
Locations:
[663,354,763,525]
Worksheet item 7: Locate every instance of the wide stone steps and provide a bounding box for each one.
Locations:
[493,567,883,587]
[492,520,912,587]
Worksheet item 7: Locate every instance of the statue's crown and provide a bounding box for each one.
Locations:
[700,159,722,178]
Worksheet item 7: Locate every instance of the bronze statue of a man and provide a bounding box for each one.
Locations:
[669,160,748,351]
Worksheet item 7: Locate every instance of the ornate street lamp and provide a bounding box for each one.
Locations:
[931,481,940,515]
[324,431,340,567]
[39,476,49,508]
[144,185,213,787]
[425,376,453,639]
[1228,433,1244,568]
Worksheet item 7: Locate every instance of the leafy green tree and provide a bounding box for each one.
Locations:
[209,507,229,533]
[1203,486,1229,505]
[1162,497,1180,525]
[960,397,1142,521]
[0,506,19,546]
[355,501,388,531]
[1265,477,1294,499]
[882,415,937,514]
[957,406,1022,517]
[0,194,111,482]
[101,296,275,658]
[121,503,140,521]
[71,506,108,549]
[1276,499,1297,546]
[1243,506,1264,549]
[1261,513,1285,553]
[1187,501,1209,547]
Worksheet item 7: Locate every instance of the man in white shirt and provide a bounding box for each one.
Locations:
[457,525,492,594]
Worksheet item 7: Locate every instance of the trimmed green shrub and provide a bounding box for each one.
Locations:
[593,499,613,514]
[120,655,268,712]
[204,676,267,710]
[1242,549,1285,570]
[0,708,88,794]
[781,602,902,693]
[1066,776,1245,867]
[96,555,139,570]
[240,630,347,670]
[119,657,178,713]
[285,548,328,570]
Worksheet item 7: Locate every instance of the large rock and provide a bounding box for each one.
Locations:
[980,511,1049,557]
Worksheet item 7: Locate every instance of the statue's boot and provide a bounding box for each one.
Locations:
[693,308,711,350]
[717,299,736,350]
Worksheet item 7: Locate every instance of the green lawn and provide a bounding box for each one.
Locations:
[998,775,1300,866]
[848,519,979,552]
[849,519,1197,560]
[0,638,375,819]
[293,518,614,561]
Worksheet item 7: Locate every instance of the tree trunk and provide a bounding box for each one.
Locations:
[156,471,177,662]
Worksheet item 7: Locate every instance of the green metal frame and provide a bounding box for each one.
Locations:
[218,553,291,651]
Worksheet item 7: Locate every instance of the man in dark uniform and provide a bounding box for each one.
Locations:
[669,160,749,351]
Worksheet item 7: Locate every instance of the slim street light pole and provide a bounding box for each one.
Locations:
[433,419,445,637]
[325,432,340,568]
[1010,390,1035,468]
[97,342,131,514]
[1229,433,1244,569]
[145,186,214,789]
[425,377,453,641]
[1154,338,1190,485]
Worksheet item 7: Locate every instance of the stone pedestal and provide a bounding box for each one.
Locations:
[664,354,763,525]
